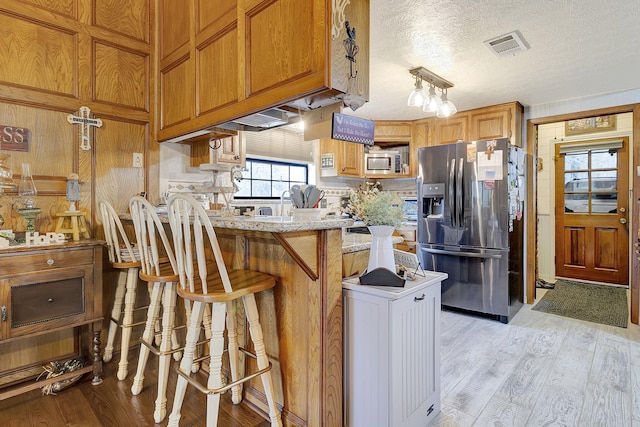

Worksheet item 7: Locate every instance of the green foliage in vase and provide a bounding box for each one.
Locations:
[342,182,405,227]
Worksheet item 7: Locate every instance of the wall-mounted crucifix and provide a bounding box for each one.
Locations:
[67,106,103,151]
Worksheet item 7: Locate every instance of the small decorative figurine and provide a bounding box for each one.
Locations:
[66,173,80,212]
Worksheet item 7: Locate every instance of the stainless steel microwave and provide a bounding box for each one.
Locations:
[364,151,402,175]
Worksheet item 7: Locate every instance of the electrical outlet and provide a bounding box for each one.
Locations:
[320,199,327,208]
[133,152,143,168]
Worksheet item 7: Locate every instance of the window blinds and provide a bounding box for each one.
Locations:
[244,128,315,163]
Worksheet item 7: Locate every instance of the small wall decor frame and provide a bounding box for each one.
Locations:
[565,115,616,136]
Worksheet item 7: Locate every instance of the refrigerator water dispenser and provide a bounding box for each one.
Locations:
[421,183,445,217]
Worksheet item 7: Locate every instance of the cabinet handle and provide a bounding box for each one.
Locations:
[414,294,425,302]
[1,306,6,321]
[47,259,54,265]
[48,298,54,303]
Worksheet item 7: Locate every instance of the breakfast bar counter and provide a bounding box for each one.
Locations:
[123,213,353,426]
[201,216,349,426]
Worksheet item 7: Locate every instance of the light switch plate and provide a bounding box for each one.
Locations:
[133,152,143,168]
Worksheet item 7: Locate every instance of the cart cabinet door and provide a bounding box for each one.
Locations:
[389,286,441,427]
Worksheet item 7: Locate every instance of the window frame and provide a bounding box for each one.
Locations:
[234,157,310,200]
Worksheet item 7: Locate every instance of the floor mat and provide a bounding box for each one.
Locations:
[532,279,628,328]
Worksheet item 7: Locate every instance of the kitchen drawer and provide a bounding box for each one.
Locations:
[11,277,84,328]
[0,248,94,276]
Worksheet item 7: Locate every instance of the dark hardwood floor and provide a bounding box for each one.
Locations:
[0,347,271,426]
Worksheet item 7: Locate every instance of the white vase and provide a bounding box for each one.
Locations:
[367,225,396,273]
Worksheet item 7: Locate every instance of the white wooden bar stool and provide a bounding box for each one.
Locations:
[98,200,143,381]
[128,196,184,423]
[166,193,282,427]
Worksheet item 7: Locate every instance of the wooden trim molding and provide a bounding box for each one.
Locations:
[3,175,67,196]
[527,103,640,324]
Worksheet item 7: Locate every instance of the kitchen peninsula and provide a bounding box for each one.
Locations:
[123,212,353,426]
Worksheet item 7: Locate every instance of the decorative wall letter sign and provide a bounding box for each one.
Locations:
[67,106,103,151]
[25,232,66,246]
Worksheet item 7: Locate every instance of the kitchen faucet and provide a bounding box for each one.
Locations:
[280,190,292,217]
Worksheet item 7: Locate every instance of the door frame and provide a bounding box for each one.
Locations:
[526,103,640,324]
[554,138,629,284]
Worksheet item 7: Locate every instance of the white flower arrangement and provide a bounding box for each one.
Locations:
[342,182,405,227]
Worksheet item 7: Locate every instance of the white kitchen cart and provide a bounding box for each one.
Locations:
[342,271,446,427]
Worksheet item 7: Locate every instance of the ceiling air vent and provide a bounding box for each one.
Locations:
[484,31,529,57]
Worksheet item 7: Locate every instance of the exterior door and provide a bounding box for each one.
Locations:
[555,138,629,284]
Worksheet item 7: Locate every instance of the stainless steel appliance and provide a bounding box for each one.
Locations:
[364,151,402,175]
[417,138,524,323]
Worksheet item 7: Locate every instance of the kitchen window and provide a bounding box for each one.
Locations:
[234,158,309,199]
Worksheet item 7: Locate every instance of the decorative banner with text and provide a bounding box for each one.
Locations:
[331,113,374,146]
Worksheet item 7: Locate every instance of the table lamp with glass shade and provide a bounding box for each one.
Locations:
[17,163,40,233]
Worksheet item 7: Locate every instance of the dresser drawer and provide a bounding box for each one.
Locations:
[0,248,94,276]
[11,277,85,328]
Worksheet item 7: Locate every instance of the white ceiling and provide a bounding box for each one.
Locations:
[348,0,640,121]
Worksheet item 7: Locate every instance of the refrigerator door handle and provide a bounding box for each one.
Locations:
[457,157,464,227]
[421,247,503,259]
[449,158,456,227]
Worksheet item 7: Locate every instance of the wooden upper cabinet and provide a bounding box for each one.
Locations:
[374,121,413,141]
[433,114,469,145]
[430,102,523,147]
[469,102,523,146]
[157,0,370,143]
[189,130,245,168]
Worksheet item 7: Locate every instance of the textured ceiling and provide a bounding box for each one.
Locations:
[349,0,640,120]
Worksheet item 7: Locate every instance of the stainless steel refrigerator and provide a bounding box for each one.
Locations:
[417,138,524,323]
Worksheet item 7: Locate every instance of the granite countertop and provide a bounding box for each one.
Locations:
[342,232,404,254]
[121,212,407,251]
[120,212,353,233]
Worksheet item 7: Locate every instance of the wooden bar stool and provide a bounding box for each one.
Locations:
[55,211,90,241]
[128,195,184,423]
[98,200,144,381]
[166,193,282,427]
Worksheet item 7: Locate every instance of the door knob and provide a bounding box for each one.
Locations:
[619,218,627,224]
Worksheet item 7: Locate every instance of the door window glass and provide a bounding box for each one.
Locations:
[563,149,617,214]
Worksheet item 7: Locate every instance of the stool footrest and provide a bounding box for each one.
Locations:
[140,334,207,357]
[176,347,272,395]
[110,305,150,328]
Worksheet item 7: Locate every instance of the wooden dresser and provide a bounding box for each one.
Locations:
[0,240,104,399]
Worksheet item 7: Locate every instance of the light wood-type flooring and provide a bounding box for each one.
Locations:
[1,289,639,426]
[432,289,639,426]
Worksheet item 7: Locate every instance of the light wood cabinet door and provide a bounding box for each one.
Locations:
[433,114,469,145]
[468,102,523,146]
[374,120,413,141]
[320,138,363,178]
[412,118,433,149]
[469,108,511,141]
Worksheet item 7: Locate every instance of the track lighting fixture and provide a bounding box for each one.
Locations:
[408,66,457,118]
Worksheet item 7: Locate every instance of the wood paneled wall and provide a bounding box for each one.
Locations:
[0,0,155,234]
